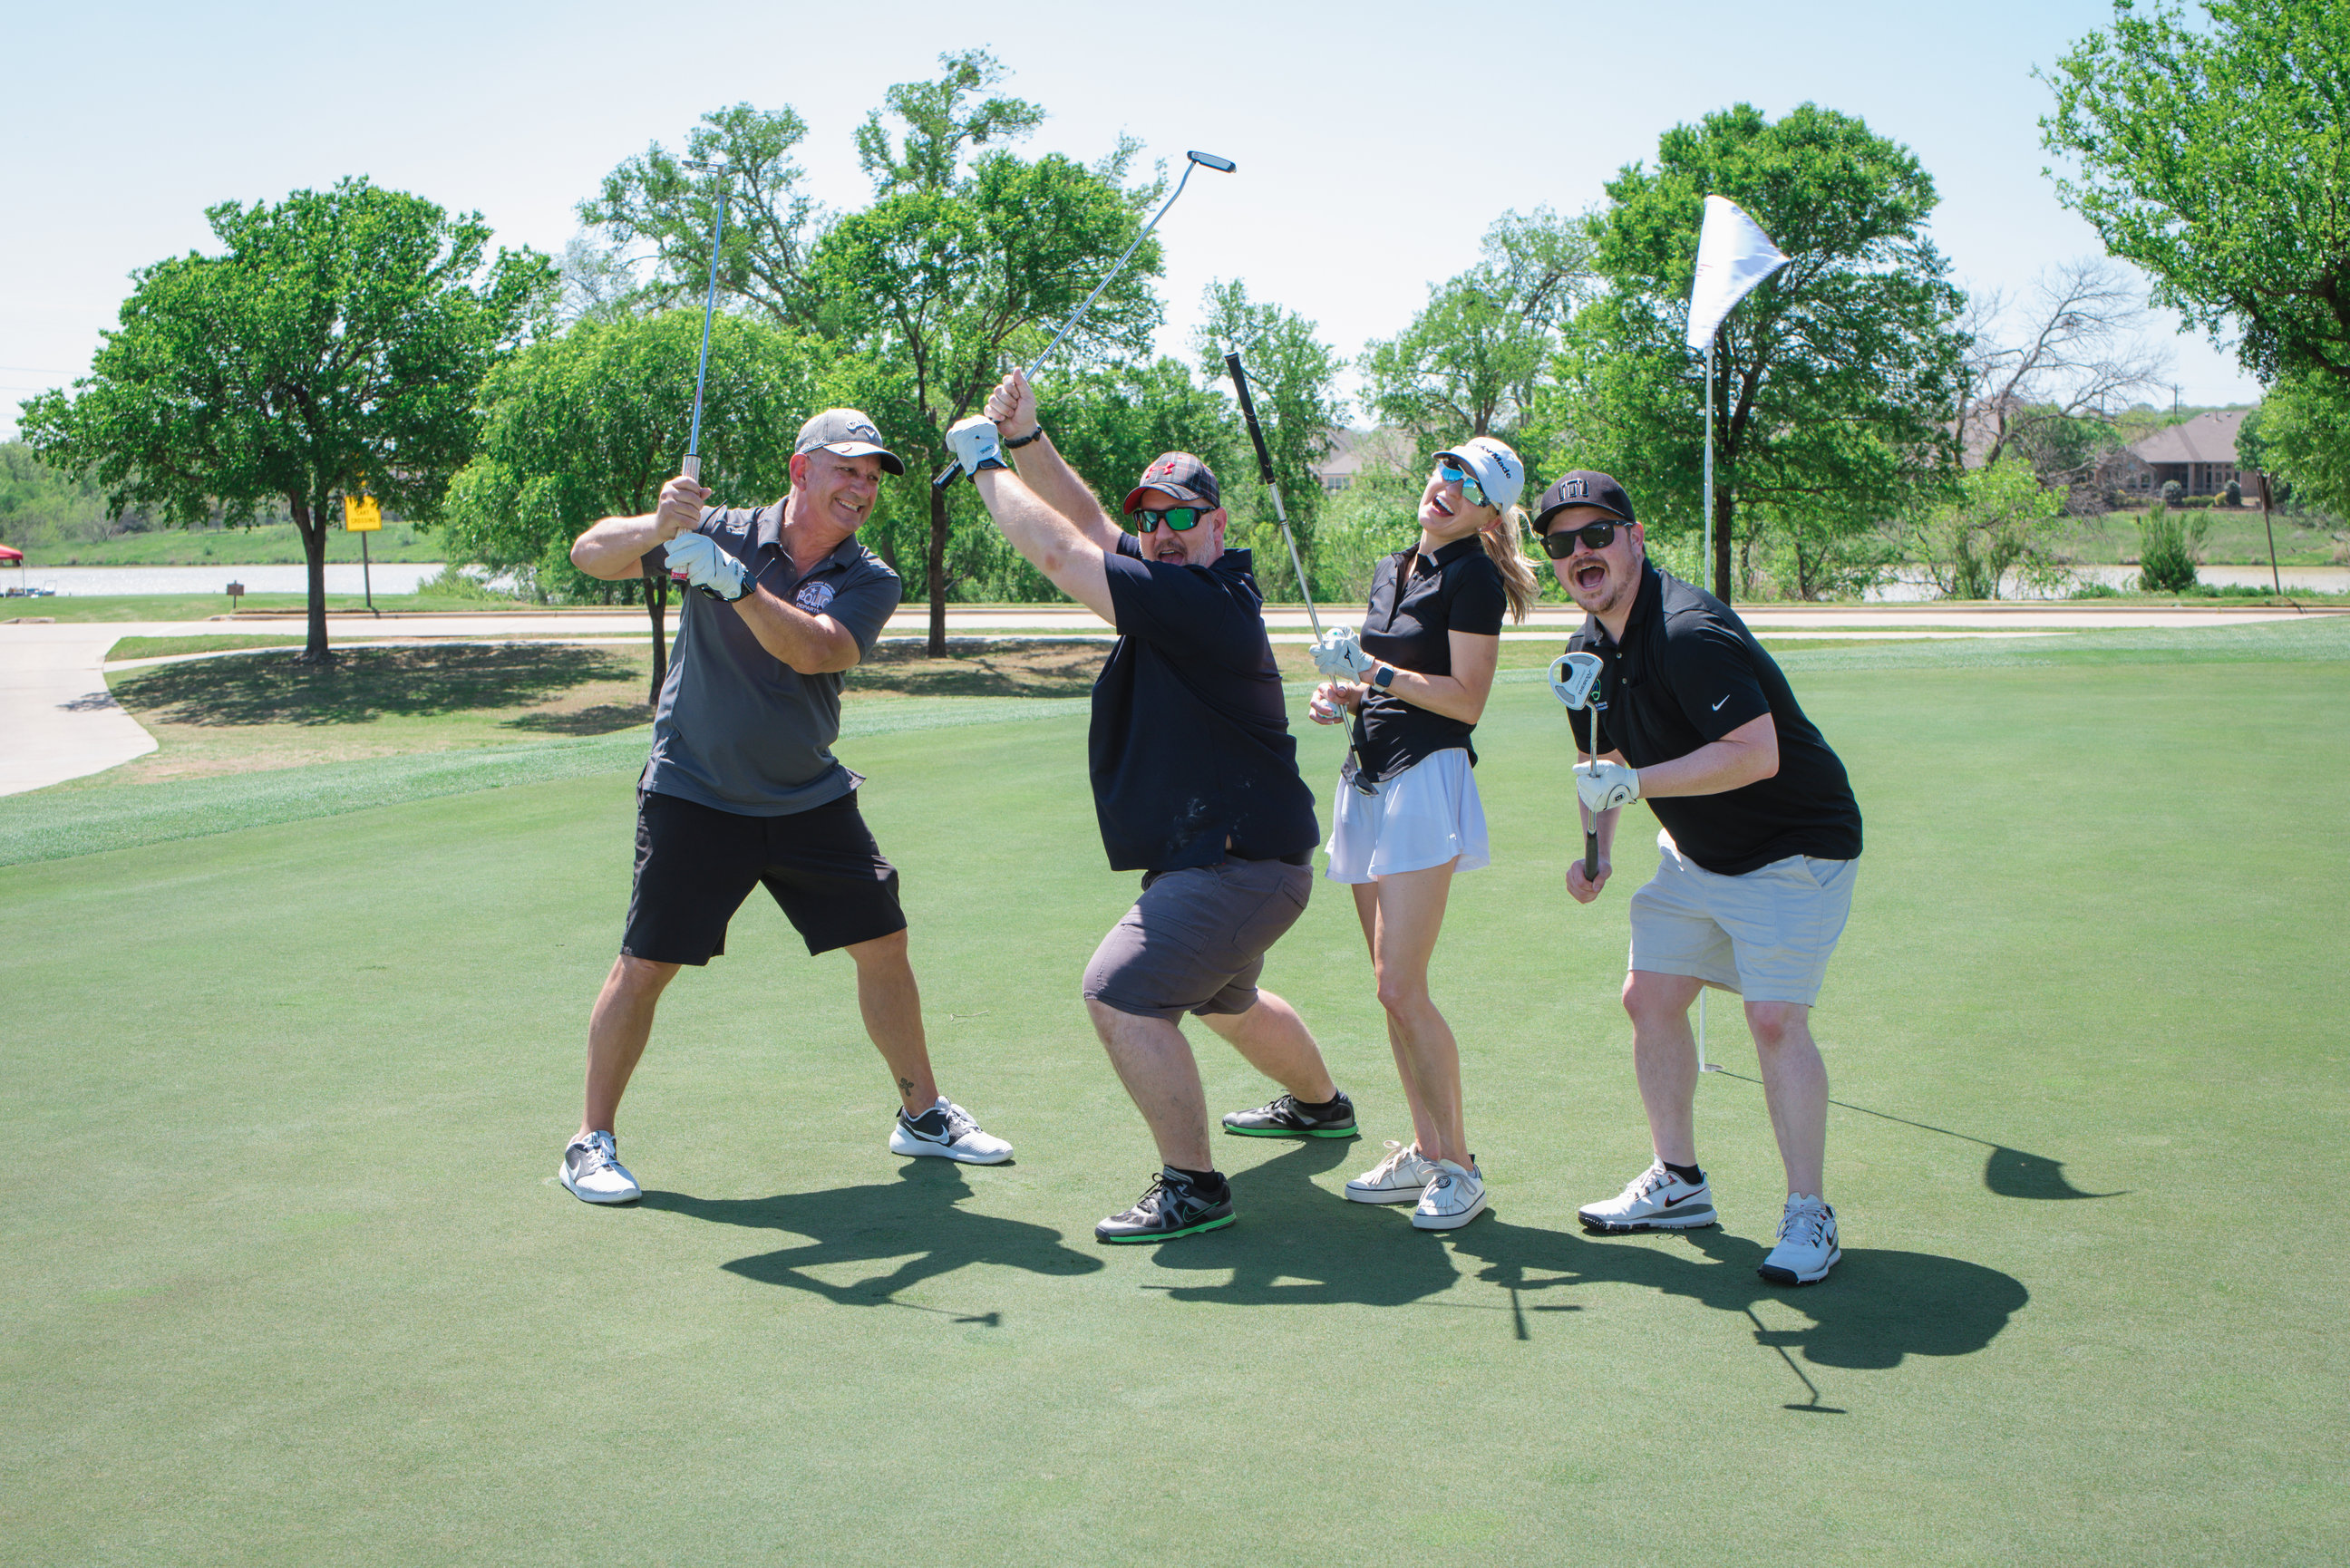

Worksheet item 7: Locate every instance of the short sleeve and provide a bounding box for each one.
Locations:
[1448,557,1507,638]
[1664,616,1770,741]
[822,566,902,661]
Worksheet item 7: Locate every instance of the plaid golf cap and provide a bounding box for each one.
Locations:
[1433,435,1526,511]
[1122,451,1222,514]
[795,409,905,476]
[1532,469,1638,534]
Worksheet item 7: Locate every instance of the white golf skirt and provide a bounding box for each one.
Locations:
[1324,747,1491,885]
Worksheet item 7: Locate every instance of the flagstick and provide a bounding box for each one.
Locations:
[1699,335,1714,1077]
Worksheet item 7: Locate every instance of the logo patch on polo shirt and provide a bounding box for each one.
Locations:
[794,580,836,614]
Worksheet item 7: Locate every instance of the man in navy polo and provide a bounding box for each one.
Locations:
[946,373,1352,1244]
[554,409,1013,1205]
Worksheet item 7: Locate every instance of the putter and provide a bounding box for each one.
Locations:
[1549,651,1605,880]
[933,150,1237,491]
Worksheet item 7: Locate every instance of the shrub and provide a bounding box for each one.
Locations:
[2224,479,2242,506]
[2161,479,2184,507]
[2137,501,2205,593]
[2070,579,2123,598]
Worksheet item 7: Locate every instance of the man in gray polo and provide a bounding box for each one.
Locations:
[555,410,1012,1204]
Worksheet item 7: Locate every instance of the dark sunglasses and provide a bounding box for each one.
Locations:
[1134,506,1211,532]
[1537,520,1623,558]
[1435,461,1490,509]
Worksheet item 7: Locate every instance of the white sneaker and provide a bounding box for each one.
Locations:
[560,1130,640,1205]
[889,1097,1014,1165]
[1578,1160,1717,1233]
[1344,1140,1440,1205]
[1758,1194,1840,1285]
[1412,1159,1487,1230]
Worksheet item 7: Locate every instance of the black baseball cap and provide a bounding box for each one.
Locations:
[1122,451,1222,513]
[1532,470,1637,534]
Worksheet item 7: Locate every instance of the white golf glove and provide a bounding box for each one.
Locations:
[1575,760,1641,814]
[665,532,751,603]
[1312,626,1374,680]
[947,415,1011,477]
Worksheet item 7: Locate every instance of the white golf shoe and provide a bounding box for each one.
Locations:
[1758,1194,1840,1286]
[889,1097,1014,1165]
[560,1130,641,1205]
[1412,1159,1487,1230]
[1578,1160,1717,1233]
[1344,1140,1440,1205]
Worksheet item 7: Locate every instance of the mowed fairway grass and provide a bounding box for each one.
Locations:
[3,622,2345,1566]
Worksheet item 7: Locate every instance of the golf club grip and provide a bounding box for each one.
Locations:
[931,459,960,493]
[1585,832,1599,882]
[682,454,701,483]
[1224,353,1279,485]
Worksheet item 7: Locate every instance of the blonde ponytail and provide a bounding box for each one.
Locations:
[1481,504,1541,624]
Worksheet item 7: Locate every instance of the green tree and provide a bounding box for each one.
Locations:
[19,179,552,659]
[2239,373,2350,516]
[0,441,120,550]
[1194,279,1347,575]
[1546,103,1966,600]
[1362,209,1592,469]
[578,102,823,326]
[806,55,1161,652]
[854,48,1044,196]
[2043,0,2350,388]
[442,310,836,702]
[1908,460,2069,600]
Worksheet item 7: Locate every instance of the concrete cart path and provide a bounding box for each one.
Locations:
[0,623,169,796]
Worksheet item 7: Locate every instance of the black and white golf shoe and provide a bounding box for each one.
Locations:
[889,1097,1014,1165]
[1094,1168,1236,1244]
[1577,1160,1717,1233]
[1758,1195,1840,1286]
[1220,1090,1358,1138]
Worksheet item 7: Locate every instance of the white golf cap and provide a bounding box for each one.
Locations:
[796,409,905,476]
[1433,435,1525,511]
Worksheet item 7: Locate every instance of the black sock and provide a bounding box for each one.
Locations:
[1292,1091,1347,1116]
[1167,1164,1228,1197]
[1665,1160,1704,1186]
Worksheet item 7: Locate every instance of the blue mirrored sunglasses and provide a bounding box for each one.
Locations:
[1436,461,1490,509]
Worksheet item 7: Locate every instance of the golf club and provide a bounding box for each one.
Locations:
[680,155,731,486]
[932,150,1238,492]
[1549,651,1605,880]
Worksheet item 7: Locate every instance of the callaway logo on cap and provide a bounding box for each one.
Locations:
[795,409,906,477]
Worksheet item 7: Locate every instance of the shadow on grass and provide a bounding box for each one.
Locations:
[1141,1145,2026,1371]
[846,638,1106,700]
[111,644,642,726]
[642,1160,1103,1310]
[502,703,652,736]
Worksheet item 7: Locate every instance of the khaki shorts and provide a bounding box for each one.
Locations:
[1627,830,1856,1006]
[1083,857,1312,1021]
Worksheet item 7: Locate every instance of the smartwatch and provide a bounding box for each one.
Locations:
[1371,663,1396,690]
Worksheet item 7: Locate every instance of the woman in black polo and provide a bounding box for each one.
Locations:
[1307,436,1539,1229]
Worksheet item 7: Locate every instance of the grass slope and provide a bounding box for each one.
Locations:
[1,626,2345,1565]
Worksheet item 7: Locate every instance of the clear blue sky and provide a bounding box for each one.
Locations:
[0,0,2259,438]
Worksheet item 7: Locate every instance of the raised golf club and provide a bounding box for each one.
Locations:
[1223,350,1317,640]
[1550,650,1605,880]
[679,155,731,486]
[932,150,1237,491]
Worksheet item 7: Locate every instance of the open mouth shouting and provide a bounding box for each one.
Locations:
[1571,555,1609,594]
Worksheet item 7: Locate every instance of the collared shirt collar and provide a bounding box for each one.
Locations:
[756,503,863,575]
[1414,535,1481,576]
[1585,557,1662,652]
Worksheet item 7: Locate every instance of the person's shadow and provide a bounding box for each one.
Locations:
[642,1161,1102,1311]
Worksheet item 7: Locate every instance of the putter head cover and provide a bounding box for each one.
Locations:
[1312,625,1375,680]
[947,415,1011,477]
[1575,760,1640,814]
[665,532,751,603]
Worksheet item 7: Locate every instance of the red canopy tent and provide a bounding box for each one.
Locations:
[0,544,24,593]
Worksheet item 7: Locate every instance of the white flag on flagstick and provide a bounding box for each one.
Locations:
[1685,195,1789,351]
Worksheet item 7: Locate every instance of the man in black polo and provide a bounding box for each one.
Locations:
[555,409,1012,1205]
[1537,470,1862,1286]
[944,373,1353,1244]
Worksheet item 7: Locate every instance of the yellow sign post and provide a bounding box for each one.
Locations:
[343,492,383,614]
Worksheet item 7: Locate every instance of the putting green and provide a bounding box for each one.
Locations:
[2,622,2344,1565]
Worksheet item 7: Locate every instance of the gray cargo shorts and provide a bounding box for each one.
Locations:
[1083,856,1313,1021]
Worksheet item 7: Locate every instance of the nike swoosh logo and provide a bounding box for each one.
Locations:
[1662,1191,1705,1207]
[1711,695,1730,711]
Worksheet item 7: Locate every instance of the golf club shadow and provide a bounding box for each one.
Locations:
[1138,1139,1470,1308]
[640,1159,1102,1310]
[1710,1070,2126,1201]
[1443,1219,2029,1370]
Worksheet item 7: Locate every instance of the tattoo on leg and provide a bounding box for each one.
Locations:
[898,1077,917,1099]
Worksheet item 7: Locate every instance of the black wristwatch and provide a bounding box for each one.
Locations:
[1005,427,1045,450]
[1371,663,1396,690]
